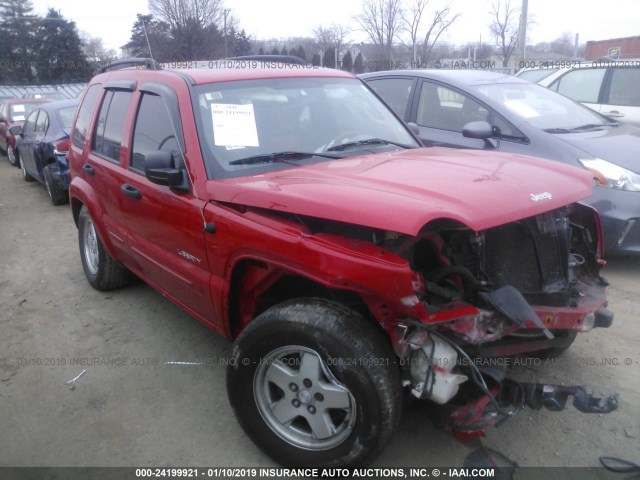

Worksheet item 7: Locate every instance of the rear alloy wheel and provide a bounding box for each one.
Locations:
[7,144,19,167]
[19,156,34,182]
[43,165,68,205]
[78,206,131,290]
[227,298,402,467]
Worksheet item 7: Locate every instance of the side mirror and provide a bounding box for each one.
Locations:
[462,121,492,139]
[144,151,185,188]
[9,125,23,136]
[407,122,420,136]
[406,122,427,147]
[462,121,497,149]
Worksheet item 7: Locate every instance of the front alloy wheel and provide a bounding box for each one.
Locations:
[254,346,356,451]
[227,299,402,467]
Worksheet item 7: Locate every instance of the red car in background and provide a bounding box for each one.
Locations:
[0,98,51,166]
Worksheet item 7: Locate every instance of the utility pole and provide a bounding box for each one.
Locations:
[515,0,528,70]
[223,8,231,57]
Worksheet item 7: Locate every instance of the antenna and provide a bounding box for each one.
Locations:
[142,19,158,69]
[141,18,207,229]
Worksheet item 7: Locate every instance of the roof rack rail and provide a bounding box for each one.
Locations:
[225,55,307,65]
[98,58,163,74]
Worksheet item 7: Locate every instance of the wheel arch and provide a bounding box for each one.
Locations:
[69,180,120,260]
[225,257,386,340]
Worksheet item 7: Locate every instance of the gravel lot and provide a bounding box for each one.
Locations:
[1,155,639,472]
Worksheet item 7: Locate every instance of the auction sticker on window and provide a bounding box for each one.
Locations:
[211,103,259,147]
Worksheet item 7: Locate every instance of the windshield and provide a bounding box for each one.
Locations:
[473,82,611,131]
[191,77,419,179]
[516,68,559,83]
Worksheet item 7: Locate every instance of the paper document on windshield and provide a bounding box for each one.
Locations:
[211,103,259,147]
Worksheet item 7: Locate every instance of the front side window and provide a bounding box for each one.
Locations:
[551,68,606,103]
[192,77,419,179]
[92,90,132,162]
[417,82,489,132]
[131,93,183,172]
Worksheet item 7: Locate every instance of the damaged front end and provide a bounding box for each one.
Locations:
[386,202,618,437]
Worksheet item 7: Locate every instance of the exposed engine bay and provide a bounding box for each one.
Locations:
[291,202,618,436]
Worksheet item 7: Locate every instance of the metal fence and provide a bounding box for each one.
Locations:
[0,83,87,99]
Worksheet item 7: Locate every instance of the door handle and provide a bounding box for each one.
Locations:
[82,163,94,175]
[121,184,141,200]
[602,111,624,118]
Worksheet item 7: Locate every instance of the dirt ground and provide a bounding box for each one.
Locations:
[1,155,639,472]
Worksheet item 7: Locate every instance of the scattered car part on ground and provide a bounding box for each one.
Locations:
[67,58,617,467]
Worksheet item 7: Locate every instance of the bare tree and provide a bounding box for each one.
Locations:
[400,0,427,63]
[355,0,403,62]
[313,23,351,58]
[313,23,350,68]
[79,32,116,62]
[399,0,459,66]
[489,0,518,67]
[149,0,224,30]
[419,4,459,65]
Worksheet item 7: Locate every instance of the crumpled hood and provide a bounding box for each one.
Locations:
[555,124,640,173]
[208,147,595,235]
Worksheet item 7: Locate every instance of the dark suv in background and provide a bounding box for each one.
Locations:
[67,58,617,467]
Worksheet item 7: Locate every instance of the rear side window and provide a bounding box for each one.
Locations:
[73,84,101,149]
[93,90,133,162]
[35,111,48,133]
[23,110,39,134]
[131,93,183,172]
[551,68,606,103]
[366,78,414,118]
[606,69,640,107]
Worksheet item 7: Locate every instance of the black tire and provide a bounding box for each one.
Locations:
[19,156,34,182]
[7,144,19,167]
[43,165,68,205]
[78,206,131,290]
[226,298,402,467]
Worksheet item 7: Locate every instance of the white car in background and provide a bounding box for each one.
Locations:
[516,60,640,127]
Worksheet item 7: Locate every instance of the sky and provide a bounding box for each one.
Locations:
[30,0,640,54]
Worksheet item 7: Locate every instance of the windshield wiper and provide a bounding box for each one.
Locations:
[569,123,607,131]
[326,138,414,152]
[542,128,573,134]
[229,151,341,166]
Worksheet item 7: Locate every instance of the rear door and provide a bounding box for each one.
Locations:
[81,83,136,261]
[118,85,214,322]
[18,109,39,174]
[30,109,49,178]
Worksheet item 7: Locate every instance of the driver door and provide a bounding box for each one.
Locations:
[118,88,214,322]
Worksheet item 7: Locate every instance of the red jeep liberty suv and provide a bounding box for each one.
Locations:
[67,58,617,467]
